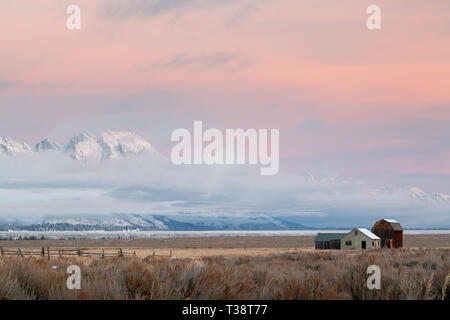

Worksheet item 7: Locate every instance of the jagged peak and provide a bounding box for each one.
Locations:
[35,139,62,152]
[369,186,450,204]
[0,136,32,155]
[1,131,159,160]
[66,130,158,161]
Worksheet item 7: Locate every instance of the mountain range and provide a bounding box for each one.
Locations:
[0,131,159,161]
[368,187,450,204]
[0,213,310,232]
[0,185,448,231]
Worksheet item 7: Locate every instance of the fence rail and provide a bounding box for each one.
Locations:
[0,247,135,259]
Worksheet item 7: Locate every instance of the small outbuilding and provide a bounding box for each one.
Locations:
[340,228,380,250]
[371,219,403,248]
[314,233,346,250]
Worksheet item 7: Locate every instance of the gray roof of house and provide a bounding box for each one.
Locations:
[381,219,403,231]
[315,233,347,242]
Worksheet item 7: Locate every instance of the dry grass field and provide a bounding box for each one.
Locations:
[0,248,448,300]
[0,235,449,300]
[0,234,448,259]
[0,234,449,248]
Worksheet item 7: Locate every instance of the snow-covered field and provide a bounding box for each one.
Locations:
[0,229,449,240]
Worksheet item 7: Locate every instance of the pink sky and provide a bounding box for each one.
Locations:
[0,0,449,188]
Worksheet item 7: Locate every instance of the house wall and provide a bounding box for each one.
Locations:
[329,239,341,250]
[372,220,403,248]
[315,240,341,250]
[340,230,380,250]
[372,220,393,247]
[394,231,403,248]
[315,241,324,249]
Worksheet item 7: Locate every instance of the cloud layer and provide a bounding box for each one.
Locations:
[0,148,448,228]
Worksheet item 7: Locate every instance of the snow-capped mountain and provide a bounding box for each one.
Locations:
[0,213,310,231]
[35,139,62,152]
[0,136,32,155]
[43,214,169,230]
[408,187,450,203]
[65,131,158,161]
[0,131,159,161]
[369,187,450,205]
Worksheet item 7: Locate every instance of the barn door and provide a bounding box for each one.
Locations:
[361,241,366,249]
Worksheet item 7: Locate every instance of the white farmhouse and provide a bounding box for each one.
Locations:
[341,228,380,250]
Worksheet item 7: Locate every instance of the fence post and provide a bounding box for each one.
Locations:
[102,248,105,259]
[18,248,23,258]
[0,247,3,256]
[41,247,45,257]
[77,248,82,256]
[47,247,50,260]
[119,248,123,257]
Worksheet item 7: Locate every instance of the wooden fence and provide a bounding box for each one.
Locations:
[0,247,136,259]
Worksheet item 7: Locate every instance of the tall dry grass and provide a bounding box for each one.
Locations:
[0,248,448,300]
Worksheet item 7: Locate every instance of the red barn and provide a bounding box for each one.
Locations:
[371,219,403,248]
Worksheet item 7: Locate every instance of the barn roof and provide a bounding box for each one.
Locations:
[380,219,403,231]
[356,228,380,240]
[315,233,346,242]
